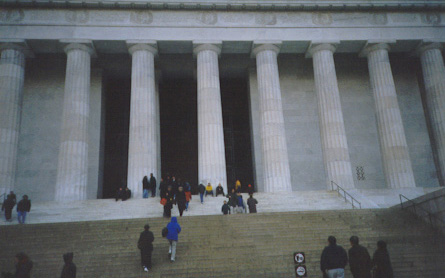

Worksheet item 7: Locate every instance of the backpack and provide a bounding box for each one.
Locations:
[162,227,168,237]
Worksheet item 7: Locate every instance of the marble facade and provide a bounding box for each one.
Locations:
[0,1,444,200]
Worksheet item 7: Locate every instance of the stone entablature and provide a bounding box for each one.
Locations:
[1,9,444,55]
[2,0,445,10]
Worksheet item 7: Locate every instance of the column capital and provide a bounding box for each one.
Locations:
[127,40,158,56]
[359,41,396,58]
[305,41,339,58]
[0,39,34,58]
[193,41,222,57]
[60,40,96,57]
[416,41,443,56]
[251,41,282,57]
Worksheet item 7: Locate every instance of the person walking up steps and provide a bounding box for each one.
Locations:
[17,195,31,224]
[138,224,154,272]
[60,252,76,278]
[166,217,181,262]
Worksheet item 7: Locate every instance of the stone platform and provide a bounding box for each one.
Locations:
[1,187,441,226]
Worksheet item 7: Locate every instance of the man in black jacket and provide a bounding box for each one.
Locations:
[348,236,372,278]
[149,173,157,197]
[320,236,348,278]
[17,195,31,224]
[138,224,154,272]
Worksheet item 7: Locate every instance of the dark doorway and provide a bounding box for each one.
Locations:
[159,77,254,192]
[160,79,198,188]
[102,76,131,198]
[221,78,254,190]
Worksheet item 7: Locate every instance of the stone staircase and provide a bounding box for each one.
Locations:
[1,208,444,278]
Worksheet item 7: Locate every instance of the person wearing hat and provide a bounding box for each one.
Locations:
[138,224,154,272]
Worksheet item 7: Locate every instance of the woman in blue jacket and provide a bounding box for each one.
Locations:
[166,217,181,262]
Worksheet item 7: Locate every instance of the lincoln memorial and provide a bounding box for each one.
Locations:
[1,1,444,202]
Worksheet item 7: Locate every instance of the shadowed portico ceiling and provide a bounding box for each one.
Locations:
[2,0,445,9]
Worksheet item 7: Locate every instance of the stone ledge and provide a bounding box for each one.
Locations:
[2,0,445,10]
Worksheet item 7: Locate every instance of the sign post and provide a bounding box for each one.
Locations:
[293,252,307,278]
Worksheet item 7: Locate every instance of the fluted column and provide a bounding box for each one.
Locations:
[0,43,26,195]
[418,42,445,184]
[127,43,158,198]
[253,43,292,192]
[308,43,355,190]
[362,43,416,188]
[56,43,93,201]
[194,43,227,192]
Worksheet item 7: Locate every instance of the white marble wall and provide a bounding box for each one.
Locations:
[0,44,25,196]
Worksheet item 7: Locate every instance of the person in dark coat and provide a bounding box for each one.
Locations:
[215,184,225,197]
[227,188,237,214]
[372,240,393,278]
[166,217,181,262]
[17,195,31,224]
[124,187,131,200]
[60,252,76,278]
[171,176,177,196]
[163,186,174,218]
[2,195,16,221]
[175,186,187,217]
[348,236,372,278]
[221,200,230,215]
[320,236,348,278]
[115,187,125,201]
[198,183,205,204]
[149,173,157,197]
[247,194,258,213]
[14,252,33,278]
[7,191,17,204]
[142,176,150,198]
[138,224,154,272]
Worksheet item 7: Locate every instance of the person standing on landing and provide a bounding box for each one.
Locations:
[247,194,258,213]
[142,176,150,198]
[198,183,205,204]
[149,173,157,197]
[17,195,31,224]
[138,224,154,272]
[166,217,181,262]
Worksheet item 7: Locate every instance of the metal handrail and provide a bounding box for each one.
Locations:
[399,194,445,230]
[331,181,361,209]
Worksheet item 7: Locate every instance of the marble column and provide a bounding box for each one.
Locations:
[362,43,416,188]
[252,43,292,192]
[127,43,158,198]
[418,42,445,184]
[55,43,93,201]
[194,43,227,192]
[0,43,26,195]
[308,43,355,190]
